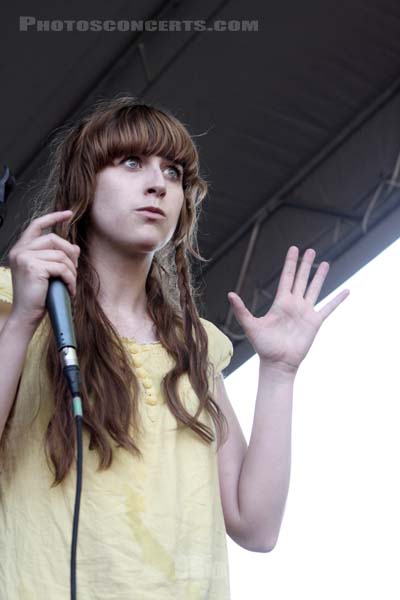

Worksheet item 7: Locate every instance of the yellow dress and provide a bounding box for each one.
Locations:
[0,266,234,599]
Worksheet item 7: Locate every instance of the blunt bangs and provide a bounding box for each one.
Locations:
[82,104,200,186]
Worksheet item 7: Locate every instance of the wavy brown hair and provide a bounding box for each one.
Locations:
[5,95,228,486]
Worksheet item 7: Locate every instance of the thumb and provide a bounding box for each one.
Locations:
[227,292,253,329]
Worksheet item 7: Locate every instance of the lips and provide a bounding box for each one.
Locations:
[137,206,165,216]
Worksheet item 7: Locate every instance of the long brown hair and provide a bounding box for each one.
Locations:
[6,95,228,486]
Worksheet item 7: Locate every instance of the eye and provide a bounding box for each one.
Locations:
[165,164,183,180]
[123,156,140,168]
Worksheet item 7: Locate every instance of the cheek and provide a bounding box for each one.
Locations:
[95,179,117,203]
[90,192,110,224]
[95,168,130,202]
[92,176,110,212]
[92,175,129,219]
[89,185,119,232]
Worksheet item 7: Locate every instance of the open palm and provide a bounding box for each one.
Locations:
[228,246,350,373]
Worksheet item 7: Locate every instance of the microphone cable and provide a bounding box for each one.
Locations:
[70,393,83,600]
[46,277,83,600]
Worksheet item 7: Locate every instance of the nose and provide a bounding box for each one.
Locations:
[144,163,166,198]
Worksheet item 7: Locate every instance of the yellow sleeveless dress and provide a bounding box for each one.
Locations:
[0,266,234,599]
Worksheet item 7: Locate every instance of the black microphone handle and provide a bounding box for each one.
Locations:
[45,277,77,351]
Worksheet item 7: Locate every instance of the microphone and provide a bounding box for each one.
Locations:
[45,277,81,402]
[46,277,83,600]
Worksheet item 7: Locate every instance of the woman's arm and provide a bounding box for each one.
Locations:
[0,306,37,442]
[237,362,294,551]
[216,364,293,553]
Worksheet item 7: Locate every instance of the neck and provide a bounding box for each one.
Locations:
[87,240,154,317]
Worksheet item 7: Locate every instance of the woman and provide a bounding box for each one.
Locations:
[0,95,349,598]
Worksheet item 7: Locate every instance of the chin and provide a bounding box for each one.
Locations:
[127,240,164,254]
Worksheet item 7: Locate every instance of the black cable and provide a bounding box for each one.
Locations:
[70,407,83,600]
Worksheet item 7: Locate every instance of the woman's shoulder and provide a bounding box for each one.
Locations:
[199,317,234,375]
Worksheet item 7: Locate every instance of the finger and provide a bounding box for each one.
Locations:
[305,261,330,305]
[27,233,80,266]
[276,246,299,297]
[292,248,316,297]
[29,249,78,278]
[36,257,77,298]
[317,289,350,321]
[19,211,73,245]
[227,292,254,329]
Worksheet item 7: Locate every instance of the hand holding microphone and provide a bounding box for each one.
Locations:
[7,209,80,332]
[8,208,81,398]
